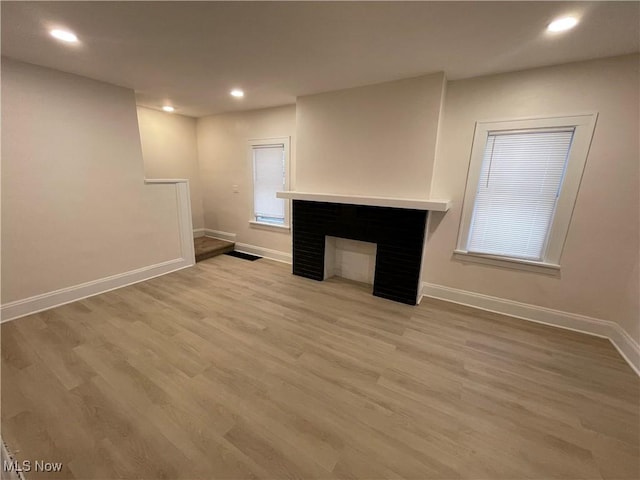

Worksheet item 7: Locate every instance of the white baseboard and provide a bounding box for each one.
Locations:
[201,228,290,263]
[204,229,237,242]
[235,242,292,264]
[607,327,640,378]
[193,228,205,238]
[1,258,193,323]
[420,282,640,376]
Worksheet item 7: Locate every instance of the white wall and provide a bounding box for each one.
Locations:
[1,58,185,305]
[197,105,296,255]
[137,106,205,230]
[295,73,445,198]
[424,54,639,344]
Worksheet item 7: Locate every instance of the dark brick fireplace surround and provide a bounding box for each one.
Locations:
[292,200,428,305]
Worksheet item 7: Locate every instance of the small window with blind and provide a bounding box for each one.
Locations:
[249,137,290,228]
[456,114,597,272]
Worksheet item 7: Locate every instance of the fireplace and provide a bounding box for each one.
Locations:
[277,192,450,305]
[292,199,427,304]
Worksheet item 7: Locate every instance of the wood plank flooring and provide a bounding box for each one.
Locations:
[2,255,638,479]
[194,236,234,262]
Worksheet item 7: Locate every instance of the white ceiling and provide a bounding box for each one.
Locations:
[2,1,638,117]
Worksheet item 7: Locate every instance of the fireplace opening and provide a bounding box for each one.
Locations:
[324,236,377,285]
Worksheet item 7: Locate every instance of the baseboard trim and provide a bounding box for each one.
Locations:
[1,258,193,323]
[193,228,205,238]
[235,242,292,264]
[420,282,640,377]
[201,228,290,263]
[204,229,237,242]
[607,326,640,378]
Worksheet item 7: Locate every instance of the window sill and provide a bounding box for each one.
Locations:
[453,250,560,275]
[249,220,291,232]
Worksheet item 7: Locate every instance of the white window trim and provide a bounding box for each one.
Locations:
[248,136,291,230]
[456,113,598,271]
[452,250,561,274]
[248,220,291,231]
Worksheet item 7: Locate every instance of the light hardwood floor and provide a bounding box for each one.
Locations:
[2,255,638,479]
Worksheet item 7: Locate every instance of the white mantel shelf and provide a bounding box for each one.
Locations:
[277,191,450,212]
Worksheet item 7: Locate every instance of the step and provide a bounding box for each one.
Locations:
[194,236,235,262]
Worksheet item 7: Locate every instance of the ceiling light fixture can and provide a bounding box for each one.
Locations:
[547,16,579,32]
[50,29,78,43]
[162,106,175,112]
[230,89,244,98]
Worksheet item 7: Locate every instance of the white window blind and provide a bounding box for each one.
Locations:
[253,145,285,223]
[466,129,575,260]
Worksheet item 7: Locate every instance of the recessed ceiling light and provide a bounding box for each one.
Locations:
[162,106,175,112]
[49,29,78,43]
[230,89,244,98]
[547,16,579,33]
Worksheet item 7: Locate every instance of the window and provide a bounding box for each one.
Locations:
[249,137,290,228]
[456,114,597,271]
